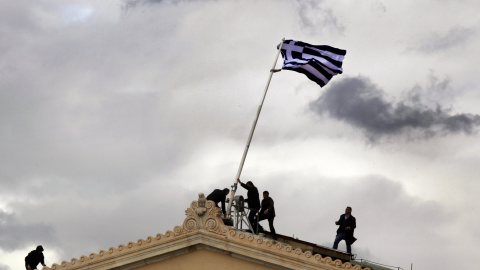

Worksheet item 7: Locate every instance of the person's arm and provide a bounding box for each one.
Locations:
[335,215,342,225]
[264,198,273,214]
[41,254,46,266]
[25,255,31,270]
[237,179,249,190]
[220,195,228,217]
[221,198,226,215]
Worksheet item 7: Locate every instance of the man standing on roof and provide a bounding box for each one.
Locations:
[237,178,260,233]
[25,245,46,270]
[258,190,277,240]
[206,188,230,217]
[332,206,357,254]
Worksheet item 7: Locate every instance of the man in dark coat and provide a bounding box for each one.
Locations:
[258,191,277,240]
[333,206,357,254]
[25,245,46,270]
[237,178,260,233]
[206,188,230,217]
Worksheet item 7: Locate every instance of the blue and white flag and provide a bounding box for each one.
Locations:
[278,40,346,87]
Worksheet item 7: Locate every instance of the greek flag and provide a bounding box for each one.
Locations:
[278,40,346,87]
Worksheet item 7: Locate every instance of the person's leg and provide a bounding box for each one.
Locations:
[257,212,266,232]
[346,243,352,254]
[333,232,345,249]
[248,209,258,233]
[268,216,276,239]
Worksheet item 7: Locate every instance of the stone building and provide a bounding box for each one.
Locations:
[46,195,372,270]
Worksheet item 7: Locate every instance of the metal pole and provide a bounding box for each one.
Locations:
[227,38,285,216]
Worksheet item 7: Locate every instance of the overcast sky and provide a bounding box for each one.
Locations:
[1,1,479,269]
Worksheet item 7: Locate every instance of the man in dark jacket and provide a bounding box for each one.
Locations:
[237,178,260,233]
[258,191,277,240]
[206,188,230,217]
[332,206,357,254]
[25,245,46,270]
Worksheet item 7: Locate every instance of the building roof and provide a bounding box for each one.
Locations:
[46,194,372,270]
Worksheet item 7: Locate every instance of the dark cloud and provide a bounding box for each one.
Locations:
[0,210,55,252]
[416,25,476,53]
[309,76,480,142]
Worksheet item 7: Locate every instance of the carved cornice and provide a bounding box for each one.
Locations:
[178,198,229,236]
[46,194,370,270]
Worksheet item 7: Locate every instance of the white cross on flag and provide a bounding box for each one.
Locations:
[278,39,347,87]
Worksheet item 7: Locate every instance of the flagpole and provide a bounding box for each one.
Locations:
[227,38,285,217]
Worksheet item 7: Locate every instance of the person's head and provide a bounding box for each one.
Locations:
[223,188,230,195]
[246,181,254,187]
[36,245,44,253]
[345,206,352,215]
[263,191,269,198]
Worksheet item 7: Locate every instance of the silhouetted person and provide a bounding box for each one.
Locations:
[258,191,276,240]
[206,188,230,217]
[25,245,46,270]
[333,206,357,253]
[237,178,260,233]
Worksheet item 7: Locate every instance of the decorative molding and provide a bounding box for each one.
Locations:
[45,195,370,270]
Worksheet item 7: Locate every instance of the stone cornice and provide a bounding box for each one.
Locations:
[46,194,370,270]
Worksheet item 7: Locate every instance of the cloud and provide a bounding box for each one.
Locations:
[344,176,454,269]
[17,180,203,265]
[416,25,476,53]
[122,0,213,11]
[370,1,386,14]
[252,172,456,269]
[309,75,480,142]
[294,0,345,35]
[0,210,55,252]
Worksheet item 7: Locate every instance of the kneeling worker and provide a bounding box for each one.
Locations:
[206,188,230,217]
[25,245,46,270]
[258,191,277,240]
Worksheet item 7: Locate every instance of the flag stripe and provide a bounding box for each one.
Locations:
[285,65,327,87]
[301,52,343,73]
[292,40,347,56]
[303,47,345,67]
[309,47,346,62]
